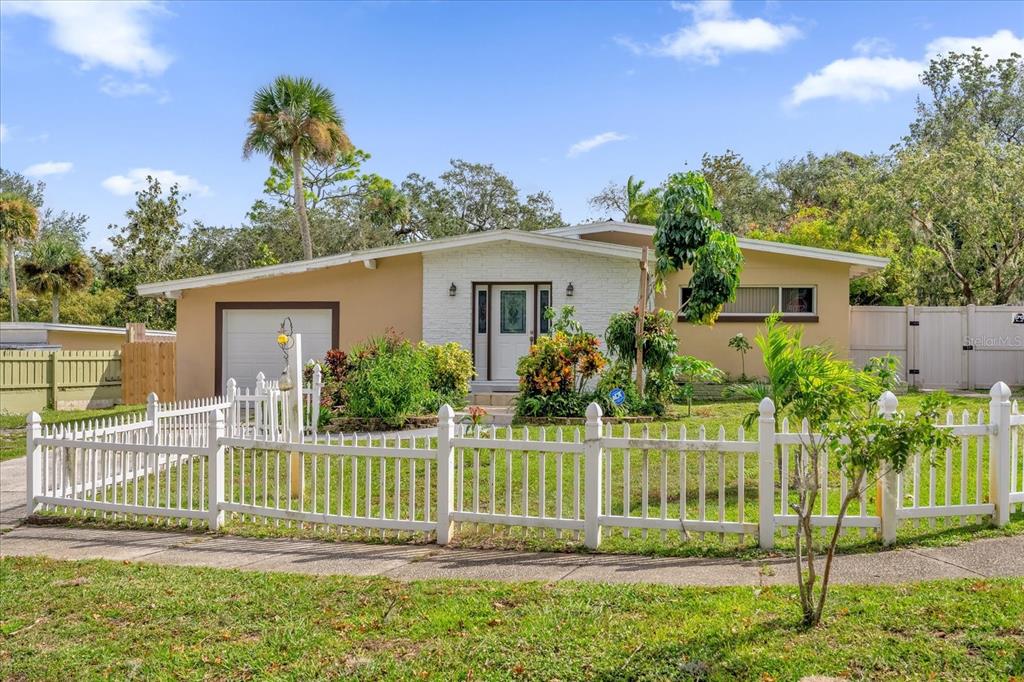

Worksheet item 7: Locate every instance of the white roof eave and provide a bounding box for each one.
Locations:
[137,230,643,298]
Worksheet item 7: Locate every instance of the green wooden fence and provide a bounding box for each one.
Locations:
[0,350,122,414]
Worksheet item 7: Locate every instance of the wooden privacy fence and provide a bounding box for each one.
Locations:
[850,304,1024,389]
[122,341,175,405]
[0,350,121,412]
[25,383,1023,549]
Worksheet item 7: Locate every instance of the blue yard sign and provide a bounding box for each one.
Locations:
[609,387,626,406]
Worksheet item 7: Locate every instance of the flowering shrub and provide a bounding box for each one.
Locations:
[514,307,607,417]
[421,341,475,409]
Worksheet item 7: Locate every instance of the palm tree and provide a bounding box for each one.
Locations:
[625,176,661,225]
[0,192,40,321]
[21,237,94,323]
[243,76,352,260]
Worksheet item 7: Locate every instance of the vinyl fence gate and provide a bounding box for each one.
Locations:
[850,305,1024,390]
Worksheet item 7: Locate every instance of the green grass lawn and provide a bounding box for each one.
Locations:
[1,557,1022,680]
[0,405,145,462]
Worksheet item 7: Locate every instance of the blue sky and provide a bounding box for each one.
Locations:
[1,1,1021,249]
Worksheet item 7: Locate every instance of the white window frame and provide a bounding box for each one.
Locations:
[679,285,817,318]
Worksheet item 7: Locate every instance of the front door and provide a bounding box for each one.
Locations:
[490,285,534,381]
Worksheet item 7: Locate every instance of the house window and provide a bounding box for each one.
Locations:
[477,289,487,334]
[538,288,551,334]
[679,285,816,319]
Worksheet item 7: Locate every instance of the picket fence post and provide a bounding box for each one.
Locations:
[989,381,1011,527]
[25,412,42,517]
[207,407,226,530]
[147,392,159,441]
[757,397,776,549]
[584,402,604,549]
[436,404,456,545]
[225,378,237,436]
[878,391,899,546]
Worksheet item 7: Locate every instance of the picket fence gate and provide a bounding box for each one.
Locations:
[25,382,1023,550]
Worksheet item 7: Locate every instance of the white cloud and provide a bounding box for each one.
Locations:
[0,123,7,143]
[99,76,171,103]
[853,37,894,57]
[24,161,73,177]
[567,132,628,158]
[925,29,1024,62]
[789,29,1023,106]
[2,1,172,75]
[789,57,922,106]
[102,168,210,196]
[618,0,801,65]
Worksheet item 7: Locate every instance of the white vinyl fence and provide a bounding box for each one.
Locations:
[850,304,1024,389]
[25,383,1023,550]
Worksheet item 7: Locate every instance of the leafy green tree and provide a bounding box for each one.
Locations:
[892,128,1024,304]
[745,316,953,627]
[908,47,1023,146]
[400,159,562,239]
[243,76,352,260]
[700,150,781,232]
[96,176,204,329]
[654,172,743,324]
[0,192,39,321]
[0,169,45,207]
[20,236,94,322]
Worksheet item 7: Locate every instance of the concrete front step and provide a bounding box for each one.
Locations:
[469,392,518,407]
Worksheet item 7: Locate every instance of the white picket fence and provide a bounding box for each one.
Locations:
[24,382,1023,550]
[225,365,324,439]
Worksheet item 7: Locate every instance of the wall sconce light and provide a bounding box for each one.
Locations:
[449,282,457,297]
[566,282,575,297]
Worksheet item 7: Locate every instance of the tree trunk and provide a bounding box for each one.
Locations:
[635,247,649,396]
[6,241,17,322]
[292,146,313,260]
[51,294,60,323]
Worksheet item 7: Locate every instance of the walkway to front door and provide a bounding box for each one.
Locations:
[472,282,552,383]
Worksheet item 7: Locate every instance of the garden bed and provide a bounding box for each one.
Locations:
[325,415,438,432]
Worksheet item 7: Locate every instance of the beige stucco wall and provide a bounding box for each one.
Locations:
[174,254,423,399]
[581,232,853,378]
[47,329,125,351]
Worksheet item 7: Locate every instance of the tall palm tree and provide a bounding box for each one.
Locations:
[0,192,40,322]
[21,237,94,323]
[243,76,352,260]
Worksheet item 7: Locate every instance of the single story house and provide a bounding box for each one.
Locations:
[0,322,176,351]
[136,221,888,400]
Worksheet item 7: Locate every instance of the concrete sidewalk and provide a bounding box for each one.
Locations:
[2,524,1022,586]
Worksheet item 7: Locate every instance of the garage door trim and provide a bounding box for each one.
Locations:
[214,301,340,394]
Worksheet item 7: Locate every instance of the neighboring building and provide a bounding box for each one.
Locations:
[136,221,888,400]
[0,322,176,351]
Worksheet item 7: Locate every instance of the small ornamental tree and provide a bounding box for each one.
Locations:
[745,315,953,627]
[654,172,743,324]
[728,332,752,380]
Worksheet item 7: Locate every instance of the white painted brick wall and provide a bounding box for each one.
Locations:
[422,242,638,350]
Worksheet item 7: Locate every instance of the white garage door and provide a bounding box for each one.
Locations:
[221,308,334,391]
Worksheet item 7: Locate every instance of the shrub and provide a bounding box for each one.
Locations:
[421,341,474,410]
[514,306,606,418]
[604,307,681,413]
[345,335,432,427]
